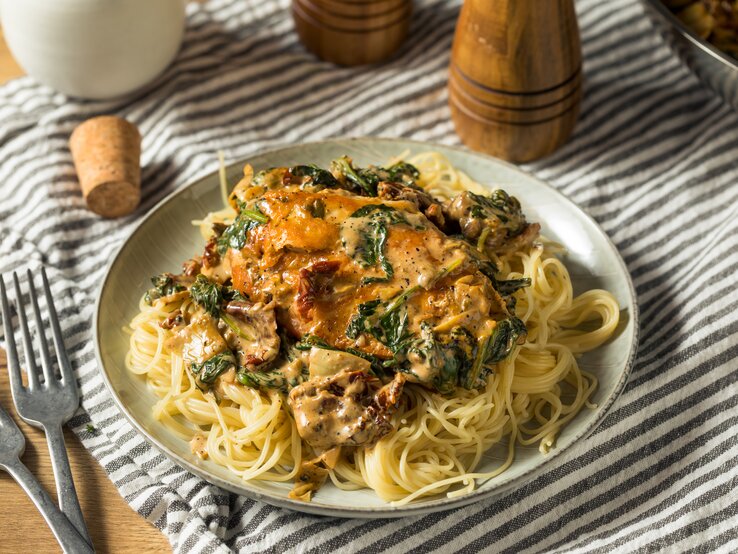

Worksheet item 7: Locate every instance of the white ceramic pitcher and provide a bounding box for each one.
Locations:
[0,0,186,99]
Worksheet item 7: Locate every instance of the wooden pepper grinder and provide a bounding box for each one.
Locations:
[448,0,582,163]
[292,0,412,66]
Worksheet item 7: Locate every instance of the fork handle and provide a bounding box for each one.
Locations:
[3,460,94,554]
[44,422,92,546]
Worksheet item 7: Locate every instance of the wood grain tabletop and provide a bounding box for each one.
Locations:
[0,28,171,554]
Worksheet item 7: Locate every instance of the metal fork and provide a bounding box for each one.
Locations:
[0,401,93,553]
[0,268,92,548]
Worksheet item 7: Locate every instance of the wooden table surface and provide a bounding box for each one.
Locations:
[0,28,171,554]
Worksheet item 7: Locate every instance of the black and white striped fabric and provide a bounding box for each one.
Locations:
[1,0,737,551]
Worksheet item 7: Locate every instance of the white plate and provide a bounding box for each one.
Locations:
[94,138,639,518]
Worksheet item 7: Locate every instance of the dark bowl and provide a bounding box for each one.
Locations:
[642,0,738,108]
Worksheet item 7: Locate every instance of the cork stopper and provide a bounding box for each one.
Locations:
[69,116,142,218]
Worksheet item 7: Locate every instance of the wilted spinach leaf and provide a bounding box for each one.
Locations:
[189,275,223,317]
[406,323,474,394]
[291,164,341,188]
[463,317,527,389]
[144,274,186,305]
[331,156,378,196]
[216,206,268,255]
[191,350,236,384]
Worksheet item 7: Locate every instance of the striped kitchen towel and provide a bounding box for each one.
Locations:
[0,0,737,552]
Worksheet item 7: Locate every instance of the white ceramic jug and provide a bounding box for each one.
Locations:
[0,0,186,99]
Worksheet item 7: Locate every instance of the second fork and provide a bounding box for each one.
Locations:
[0,268,92,548]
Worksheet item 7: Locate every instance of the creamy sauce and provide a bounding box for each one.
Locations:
[406,350,436,384]
[384,225,448,289]
[338,215,372,259]
[214,367,237,397]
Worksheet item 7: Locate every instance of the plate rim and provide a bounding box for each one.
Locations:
[93,137,640,518]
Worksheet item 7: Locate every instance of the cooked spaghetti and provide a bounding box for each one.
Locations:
[125,152,619,504]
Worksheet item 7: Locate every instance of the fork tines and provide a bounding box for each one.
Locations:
[0,268,75,391]
[0,266,90,546]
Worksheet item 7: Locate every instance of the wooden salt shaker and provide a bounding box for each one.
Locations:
[448,0,582,163]
[292,0,412,66]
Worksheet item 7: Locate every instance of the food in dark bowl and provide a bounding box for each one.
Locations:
[665,0,738,58]
[643,0,738,109]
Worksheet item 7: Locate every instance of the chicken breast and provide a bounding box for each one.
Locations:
[220,165,533,392]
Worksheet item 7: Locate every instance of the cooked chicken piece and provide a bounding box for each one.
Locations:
[288,369,405,451]
[308,347,371,378]
[289,457,329,502]
[174,313,229,365]
[377,181,446,229]
[190,434,208,460]
[288,447,342,502]
[444,190,540,254]
[221,300,280,369]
